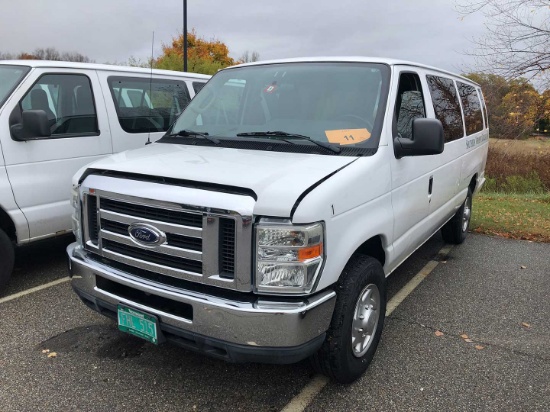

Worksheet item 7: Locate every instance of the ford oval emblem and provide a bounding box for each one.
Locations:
[128,223,166,247]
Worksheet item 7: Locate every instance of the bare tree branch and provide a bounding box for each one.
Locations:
[458,0,550,87]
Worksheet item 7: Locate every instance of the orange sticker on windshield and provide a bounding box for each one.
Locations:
[325,129,371,145]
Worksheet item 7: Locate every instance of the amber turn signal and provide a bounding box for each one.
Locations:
[298,243,322,261]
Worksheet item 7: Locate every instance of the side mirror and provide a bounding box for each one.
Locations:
[393,118,444,159]
[10,110,51,141]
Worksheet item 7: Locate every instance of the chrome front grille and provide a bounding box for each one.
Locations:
[100,197,203,227]
[80,175,254,292]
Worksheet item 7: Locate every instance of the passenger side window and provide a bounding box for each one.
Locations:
[20,74,98,137]
[457,82,483,135]
[393,73,426,140]
[426,75,464,142]
[108,77,191,133]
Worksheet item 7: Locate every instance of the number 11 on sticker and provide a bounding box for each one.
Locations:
[325,129,371,145]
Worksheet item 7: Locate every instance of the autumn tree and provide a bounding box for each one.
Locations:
[465,72,549,137]
[458,0,550,86]
[535,90,550,133]
[155,31,237,75]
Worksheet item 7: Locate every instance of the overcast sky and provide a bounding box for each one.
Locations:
[0,0,487,74]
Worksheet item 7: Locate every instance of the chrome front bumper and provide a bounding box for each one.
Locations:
[67,243,336,363]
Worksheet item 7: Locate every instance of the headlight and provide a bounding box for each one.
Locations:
[255,219,324,294]
[71,185,82,243]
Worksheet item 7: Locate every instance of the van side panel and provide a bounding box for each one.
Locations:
[293,147,394,291]
[0,166,29,242]
[423,75,488,237]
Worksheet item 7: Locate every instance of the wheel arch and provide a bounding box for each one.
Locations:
[0,206,16,242]
[469,173,478,194]
[350,234,386,268]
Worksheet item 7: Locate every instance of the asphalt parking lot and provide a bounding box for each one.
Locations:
[1,233,548,411]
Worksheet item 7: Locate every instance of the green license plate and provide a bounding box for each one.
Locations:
[117,305,159,344]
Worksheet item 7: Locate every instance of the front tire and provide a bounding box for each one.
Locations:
[441,188,473,244]
[0,229,15,292]
[311,255,386,383]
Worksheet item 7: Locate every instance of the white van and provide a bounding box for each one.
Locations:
[67,57,489,383]
[0,61,209,290]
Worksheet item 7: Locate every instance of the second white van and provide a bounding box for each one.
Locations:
[0,61,210,290]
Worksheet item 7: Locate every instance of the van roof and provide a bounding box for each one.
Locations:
[230,56,479,86]
[0,60,211,80]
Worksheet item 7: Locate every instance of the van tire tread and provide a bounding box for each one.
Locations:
[310,255,386,383]
[0,229,15,293]
[441,188,473,244]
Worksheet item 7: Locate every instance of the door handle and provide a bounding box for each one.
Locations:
[428,176,433,195]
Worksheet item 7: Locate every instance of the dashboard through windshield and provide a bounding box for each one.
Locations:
[167,62,390,155]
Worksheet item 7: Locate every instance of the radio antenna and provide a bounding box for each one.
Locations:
[145,31,154,146]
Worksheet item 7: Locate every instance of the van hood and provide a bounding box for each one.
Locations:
[81,143,356,217]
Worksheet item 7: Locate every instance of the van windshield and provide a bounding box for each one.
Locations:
[168,62,390,155]
[0,65,30,108]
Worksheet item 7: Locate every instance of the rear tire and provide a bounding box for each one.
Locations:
[0,229,15,293]
[441,188,473,245]
[311,255,386,384]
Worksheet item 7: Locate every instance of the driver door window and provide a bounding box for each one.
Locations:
[20,74,99,137]
[393,72,426,140]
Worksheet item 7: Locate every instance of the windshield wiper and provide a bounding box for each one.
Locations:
[236,131,341,154]
[166,129,220,144]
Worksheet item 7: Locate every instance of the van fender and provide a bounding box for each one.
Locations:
[292,149,394,292]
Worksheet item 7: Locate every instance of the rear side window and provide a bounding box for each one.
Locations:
[193,82,206,94]
[457,82,483,135]
[108,77,191,133]
[20,73,98,137]
[426,75,464,142]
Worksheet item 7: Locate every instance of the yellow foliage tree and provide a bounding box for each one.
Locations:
[155,31,237,75]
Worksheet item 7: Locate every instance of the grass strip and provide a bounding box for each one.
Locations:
[471,192,550,243]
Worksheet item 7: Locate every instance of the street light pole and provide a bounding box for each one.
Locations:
[183,0,188,72]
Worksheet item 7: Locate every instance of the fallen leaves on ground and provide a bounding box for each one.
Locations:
[460,334,469,339]
[434,330,444,337]
[521,322,531,328]
[47,352,57,358]
[475,345,484,350]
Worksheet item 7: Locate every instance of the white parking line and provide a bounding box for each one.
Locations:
[281,375,330,412]
[280,245,453,412]
[386,260,439,316]
[0,277,71,304]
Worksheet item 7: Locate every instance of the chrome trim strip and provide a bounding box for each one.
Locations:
[100,209,202,238]
[101,248,203,278]
[99,190,205,216]
[101,230,203,262]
